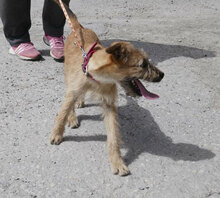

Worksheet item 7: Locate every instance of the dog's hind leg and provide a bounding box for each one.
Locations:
[102,99,130,176]
[75,95,85,108]
[50,92,76,145]
[67,93,86,128]
[67,109,79,128]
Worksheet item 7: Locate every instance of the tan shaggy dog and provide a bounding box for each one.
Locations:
[51,0,164,176]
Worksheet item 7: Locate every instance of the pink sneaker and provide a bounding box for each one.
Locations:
[43,34,65,60]
[9,42,41,60]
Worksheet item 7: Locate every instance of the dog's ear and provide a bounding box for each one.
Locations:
[106,43,128,62]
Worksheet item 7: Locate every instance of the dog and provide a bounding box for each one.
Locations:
[50,0,164,176]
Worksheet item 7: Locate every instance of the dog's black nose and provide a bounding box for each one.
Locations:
[152,71,164,82]
[160,72,164,79]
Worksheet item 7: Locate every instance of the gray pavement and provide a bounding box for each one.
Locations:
[0,0,220,197]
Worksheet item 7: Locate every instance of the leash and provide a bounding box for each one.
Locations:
[58,0,98,81]
[58,0,85,54]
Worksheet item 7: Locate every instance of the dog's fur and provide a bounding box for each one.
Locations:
[50,0,164,176]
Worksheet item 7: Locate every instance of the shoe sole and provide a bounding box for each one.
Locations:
[9,48,41,61]
[50,51,64,60]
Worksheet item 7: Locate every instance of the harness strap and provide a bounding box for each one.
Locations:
[82,42,99,82]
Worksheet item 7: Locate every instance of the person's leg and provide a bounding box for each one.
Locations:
[42,0,70,37]
[42,0,70,60]
[0,0,41,60]
[0,0,31,46]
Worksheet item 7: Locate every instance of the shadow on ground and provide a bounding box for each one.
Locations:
[39,40,215,65]
[39,49,50,57]
[63,97,215,164]
[118,97,215,164]
[101,39,216,64]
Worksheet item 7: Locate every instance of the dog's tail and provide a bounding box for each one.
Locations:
[53,0,83,44]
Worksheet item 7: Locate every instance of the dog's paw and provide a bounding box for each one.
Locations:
[67,114,79,128]
[75,100,84,109]
[111,160,130,176]
[50,133,63,145]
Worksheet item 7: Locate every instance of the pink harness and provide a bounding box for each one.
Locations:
[81,41,99,82]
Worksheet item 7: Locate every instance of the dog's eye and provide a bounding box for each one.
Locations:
[139,59,147,68]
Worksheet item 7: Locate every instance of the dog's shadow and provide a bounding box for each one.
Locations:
[118,97,215,164]
[101,40,216,64]
[64,97,215,164]
[40,40,215,65]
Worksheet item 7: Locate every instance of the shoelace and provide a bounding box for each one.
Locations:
[49,36,65,49]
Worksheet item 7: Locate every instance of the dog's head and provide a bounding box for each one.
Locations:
[89,41,164,99]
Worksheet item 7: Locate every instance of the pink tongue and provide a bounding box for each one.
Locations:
[134,79,159,100]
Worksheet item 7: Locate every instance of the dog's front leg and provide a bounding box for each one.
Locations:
[102,100,130,176]
[50,92,76,145]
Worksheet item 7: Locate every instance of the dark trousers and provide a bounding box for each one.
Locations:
[0,0,70,46]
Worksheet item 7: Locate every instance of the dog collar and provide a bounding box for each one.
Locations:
[82,42,99,82]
